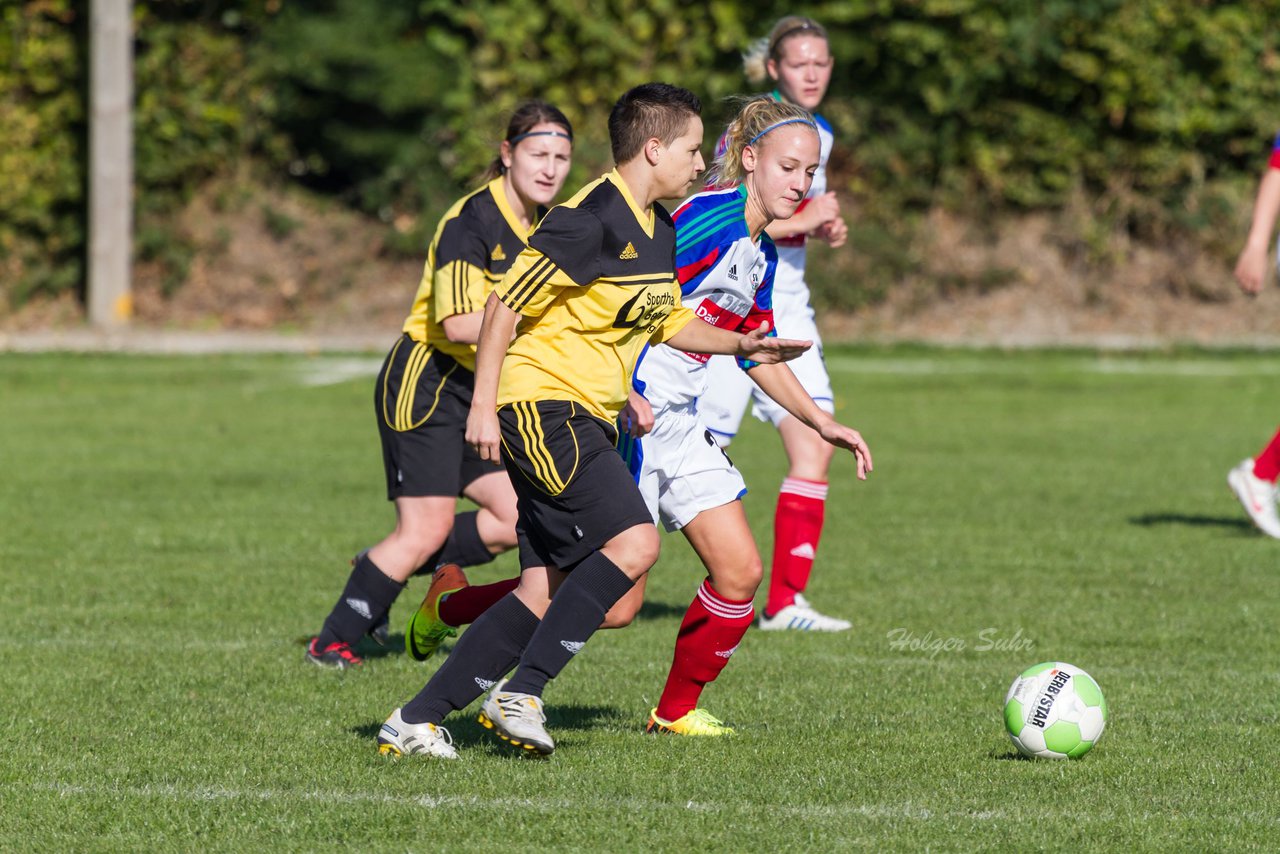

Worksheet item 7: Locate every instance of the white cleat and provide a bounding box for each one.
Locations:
[1228,458,1280,539]
[376,708,458,759]
[477,679,555,755]
[759,597,852,632]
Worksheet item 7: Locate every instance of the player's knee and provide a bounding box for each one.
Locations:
[603,525,660,577]
[713,555,763,601]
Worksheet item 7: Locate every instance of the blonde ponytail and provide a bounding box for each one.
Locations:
[742,37,771,85]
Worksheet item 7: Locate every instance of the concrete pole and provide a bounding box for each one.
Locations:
[88,0,133,327]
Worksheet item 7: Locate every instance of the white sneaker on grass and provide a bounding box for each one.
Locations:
[758,598,851,632]
[376,708,458,759]
[1228,458,1280,539]
[478,679,555,755]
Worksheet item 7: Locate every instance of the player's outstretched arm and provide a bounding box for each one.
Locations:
[666,319,811,364]
[748,361,873,480]
[466,291,519,462]
[1235,168,1280,295]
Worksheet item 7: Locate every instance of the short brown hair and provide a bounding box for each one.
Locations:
[608,83,702,165]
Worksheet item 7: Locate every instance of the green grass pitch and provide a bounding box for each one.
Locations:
[2,347,1279,850]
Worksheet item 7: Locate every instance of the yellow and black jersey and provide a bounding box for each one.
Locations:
[402,177,539,371]
[495,170,697,423]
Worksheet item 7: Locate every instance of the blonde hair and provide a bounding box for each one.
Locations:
[707,96,817,187]
[743,16,829,85]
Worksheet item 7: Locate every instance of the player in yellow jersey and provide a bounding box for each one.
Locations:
[377,83,813,759]
[307,102,573,669]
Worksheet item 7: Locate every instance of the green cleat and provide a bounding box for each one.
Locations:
[405,563,467,661]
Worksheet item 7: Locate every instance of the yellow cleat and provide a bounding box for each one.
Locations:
[646,707,735,736]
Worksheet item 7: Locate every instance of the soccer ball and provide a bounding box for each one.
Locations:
[1003,661,1106,759]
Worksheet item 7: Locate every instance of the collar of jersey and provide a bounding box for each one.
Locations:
[487,176,536,240]
[607,169,655,238]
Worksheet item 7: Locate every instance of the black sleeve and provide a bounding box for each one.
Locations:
[527,206,603,287]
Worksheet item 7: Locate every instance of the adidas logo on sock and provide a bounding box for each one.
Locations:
[560,640,585,654]
[346,597,372,620]
[474,677,497,690]
[789,542,816,560]
[714,644,740,659]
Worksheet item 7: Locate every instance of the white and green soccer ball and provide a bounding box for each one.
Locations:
[1003,661,1107,759]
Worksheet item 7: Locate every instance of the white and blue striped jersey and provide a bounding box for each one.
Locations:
[633,184,778,412]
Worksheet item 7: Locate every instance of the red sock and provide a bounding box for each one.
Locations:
[1252,428,1280,482]
[437,577,519,627]
[766,477,827,617]
[654,580,754,722]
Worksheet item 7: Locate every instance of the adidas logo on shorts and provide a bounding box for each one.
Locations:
[560,640,585,654]
[345,597,372,620]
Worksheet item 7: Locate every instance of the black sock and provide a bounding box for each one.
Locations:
[411,511,496,577]
[400,593,540,724]
[439,511,495,568]
[504,552,634,696]
[315,554,404,648]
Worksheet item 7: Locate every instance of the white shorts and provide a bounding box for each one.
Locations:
[698,289,835,443]
[637,404,747,532]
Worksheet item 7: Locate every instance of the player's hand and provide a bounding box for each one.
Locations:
[1234,246,1269,296]
[816,216,848,249]
[466,406,502,462]
[805,191,840,228]
[817,420,873,481]
[621,390,654,438]
[736,321,811,364]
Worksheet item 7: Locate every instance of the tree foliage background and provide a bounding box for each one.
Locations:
[3,0,1279,310]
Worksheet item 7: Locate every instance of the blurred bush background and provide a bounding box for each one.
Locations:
[3,0,1279,321]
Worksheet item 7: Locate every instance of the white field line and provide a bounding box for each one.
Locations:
[16,782,1280,827]
[823,356,1280,377]
[295,357,382,387]
[11,781,997,823]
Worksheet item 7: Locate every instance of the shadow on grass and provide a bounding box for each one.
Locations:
[636,599,691,621]
[988,749,1033,762]
[356,633,406,660]
[351,703,623,751]
[1128,512,1254,532]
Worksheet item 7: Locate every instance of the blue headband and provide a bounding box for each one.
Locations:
[509,130,573,144]
[749,118,817,145]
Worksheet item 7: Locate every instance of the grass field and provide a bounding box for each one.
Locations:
[3,347,1279,851]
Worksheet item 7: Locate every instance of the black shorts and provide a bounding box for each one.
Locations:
[375,335,503,500]
[498,400,654,570]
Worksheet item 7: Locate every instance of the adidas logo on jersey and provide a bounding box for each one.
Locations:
[727,264,738,280]
[714,644,740,659]
[619,241,638,260]
[474,677,497,690]
[491,244,506,261]
[345,597,372,620]
[560,640,585,654]
[790,542,816,560]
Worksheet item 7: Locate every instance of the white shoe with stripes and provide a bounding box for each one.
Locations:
[758,600,851,632]
[377,708,458,759]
